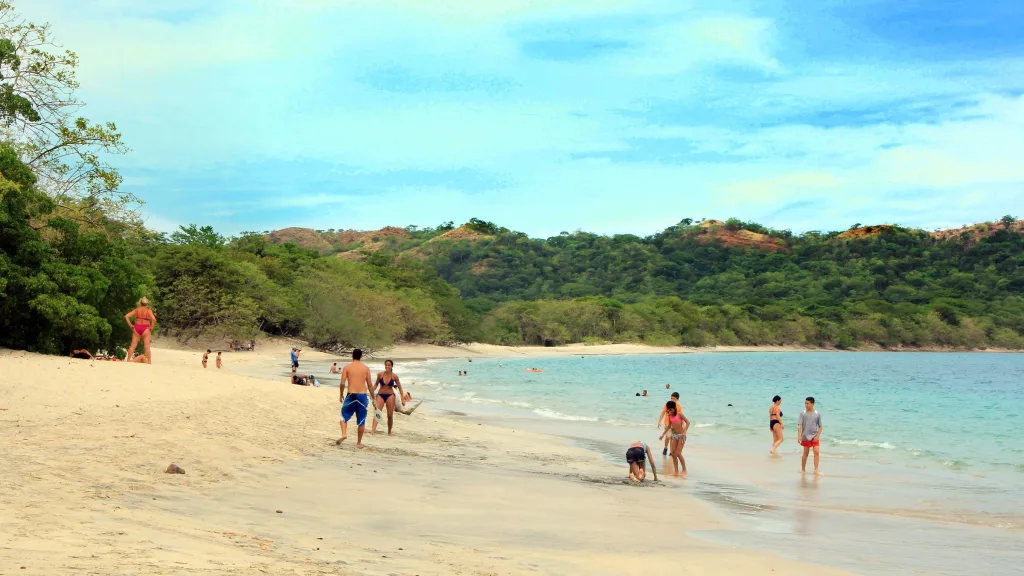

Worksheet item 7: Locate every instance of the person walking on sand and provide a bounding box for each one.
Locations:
[769,395,785,455]
[626,441,659,483]
[372,359,406,436]
[124,297,156,364]
[659,401,690,476]
[337,349,375,448]
[797,397,823,475]
[657,392,682,455]
[216,351,223,369]
[202,349,210,368]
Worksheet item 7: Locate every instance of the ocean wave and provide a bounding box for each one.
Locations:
[831,438,897,450]
[533,408,599,422]
[694,422,715,428]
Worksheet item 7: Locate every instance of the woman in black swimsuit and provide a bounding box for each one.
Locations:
[372,359,405,435]
[769,395,784,455]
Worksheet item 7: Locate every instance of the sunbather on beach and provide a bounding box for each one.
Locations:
[626,441,658,483]
[123,297,155,364]
[69,349,93,360]
[394,390,422,415]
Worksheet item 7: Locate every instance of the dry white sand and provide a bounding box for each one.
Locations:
[0,345,853,575]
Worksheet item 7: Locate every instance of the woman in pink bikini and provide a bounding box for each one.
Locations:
[659,400,690,476]
[124,297,156,364]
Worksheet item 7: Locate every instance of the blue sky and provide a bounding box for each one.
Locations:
[23,0,1024,237]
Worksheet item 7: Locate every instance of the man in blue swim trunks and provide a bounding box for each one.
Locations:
[337,348,375,448]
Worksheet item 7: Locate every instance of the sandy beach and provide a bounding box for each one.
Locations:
[0,343,855,575]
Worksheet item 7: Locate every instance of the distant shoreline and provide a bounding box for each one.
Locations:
[373,341,1022,361]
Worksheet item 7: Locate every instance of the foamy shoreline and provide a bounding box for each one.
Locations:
[0,344,855,575]
[378,341,1021,361]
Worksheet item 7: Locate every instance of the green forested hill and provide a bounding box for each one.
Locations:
[259,216,1024,350]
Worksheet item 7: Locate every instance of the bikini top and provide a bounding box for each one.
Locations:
[135,308,154,325]
[377,376,396,387]
[670,414,682,424]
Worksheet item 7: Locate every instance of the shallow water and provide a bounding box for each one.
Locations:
[398,352,1024,576]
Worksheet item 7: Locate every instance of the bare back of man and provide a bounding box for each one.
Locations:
[337,349,374,448]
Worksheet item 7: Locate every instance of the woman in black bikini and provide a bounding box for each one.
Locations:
[372,359,405,435]
[769,395,784,455]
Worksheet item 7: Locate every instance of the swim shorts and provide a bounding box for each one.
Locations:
[626,446,645,464]
[341,393,368,426]
[800,439,820,448]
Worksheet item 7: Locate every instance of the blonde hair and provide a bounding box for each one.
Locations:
[138,297,150,307]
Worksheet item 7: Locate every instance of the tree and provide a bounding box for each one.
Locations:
[0,143,142,353]
[0,2,133,222]
[1002,215,1017,228]
[170,224,225,248]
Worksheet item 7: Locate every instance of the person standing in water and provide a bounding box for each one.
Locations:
[338,349,375,448]
[626,441,659,483]
[797,397,823,475]
[659,401,690,476]
[123,297,156,364]
[372,359,406,435]
[769,395,784,455]
[657,392,682,455]
[216,351,223,369]
[202,349,210,368]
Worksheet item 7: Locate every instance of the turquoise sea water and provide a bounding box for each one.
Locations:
[393,352,1024,576]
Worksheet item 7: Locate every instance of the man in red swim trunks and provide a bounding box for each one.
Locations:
[797,396,823,475]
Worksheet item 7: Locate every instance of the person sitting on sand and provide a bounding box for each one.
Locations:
[626,441,658,483]
[394,390,422,415]
[69,349,93,360]
[659,401,689,476]
[330,363,339,374]
[216,351,223,369]
[202,349,210,368]
[308,374,321,387]
[338,349,375,448]
[372,359,406,435]
[123,297,156,364]
[769,395,784,455]
[657,392,682,455]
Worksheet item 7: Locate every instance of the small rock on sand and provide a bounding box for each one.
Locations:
[276,509,283,514]
[165,464,185,474]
